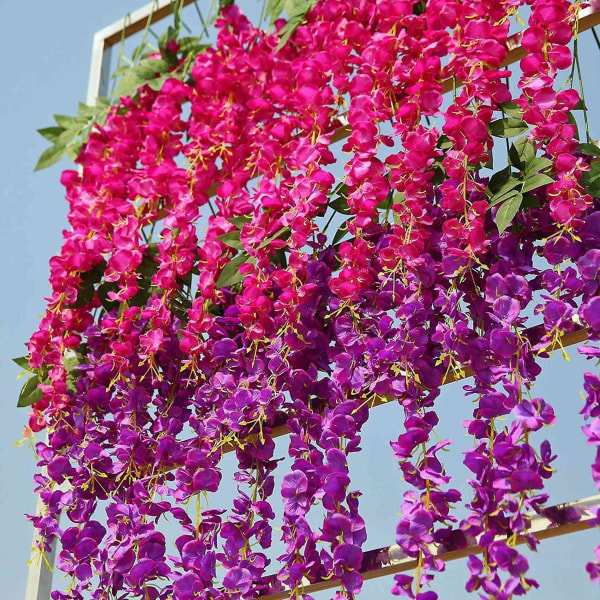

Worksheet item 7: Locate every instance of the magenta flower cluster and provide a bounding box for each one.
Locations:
[22,1,600,599]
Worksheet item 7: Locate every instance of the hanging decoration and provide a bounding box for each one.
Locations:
[17,1,600,599]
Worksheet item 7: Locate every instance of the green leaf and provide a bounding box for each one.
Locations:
[509,136,535,170]
[161,47,180,68]
[489,117,529,138]
[66,141,84,162]
[413,0,426,15]
[148,75,169,91]
[218,230,245,250]
[17,375,44,408]
[135,58,171,78]
[37,126,64,143]
[332,221,349,245]
[567,111,580,141]
[573,99,587,111]
[270,248,288,268]
[77,102,99,119]
[430,163,446,186]
[495,192,523,234]
[112,59,170,98]
[113,70,147,98]
[376,191,393,211]
[577,142,600,157]
[178,37,210,56]
[56,126,83,148]
[96,97,111,109]
[521,192,541,210]
[329,195,350,215]
[67,263,105,308]
[483,151,494,170]
[229,215,253,229]
[586,183,600,198]
[499,101,523,118]
[265,0,286,23]
[54,114,76,128]
[522,172,553,194]
[329,183,350,214]
[138,250,158,281]
[258,226,290,249]
[437,135,452,151]
[524,156,553,176]
[12,356,31,371]
[488,176,521,206]
[488,166,512,194]
[582,162,600,193]
[63,353,80,373]
[216,253,251,288]
[34,144,66,171]
[489,187,520,209]
[275,0,318,49]
[97,282,119,312]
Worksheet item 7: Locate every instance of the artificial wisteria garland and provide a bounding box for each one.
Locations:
[19,1,600,599]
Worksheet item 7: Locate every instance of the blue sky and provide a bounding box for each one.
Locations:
[1,2,599,599]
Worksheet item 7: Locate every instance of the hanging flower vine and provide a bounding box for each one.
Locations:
[17,1,600,599]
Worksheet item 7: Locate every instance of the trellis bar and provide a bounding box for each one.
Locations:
[24,493,57,600]
[188,325,590,457]
[86,0,198,103]
[260,494,600,599]
[85,4,600,151]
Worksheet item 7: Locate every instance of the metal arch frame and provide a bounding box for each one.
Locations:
[25,4,600,600]
[85,0,199,105]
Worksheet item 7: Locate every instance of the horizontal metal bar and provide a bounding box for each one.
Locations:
[99,0,198,49]
[330,6,600,144]
[144,5,600,218]
[198,325,588,458]
[259,494,600,599]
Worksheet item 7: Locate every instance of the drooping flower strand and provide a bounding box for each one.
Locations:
[20,2,600,600]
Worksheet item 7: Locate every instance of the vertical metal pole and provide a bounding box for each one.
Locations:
[24,473,57,600]
[86,33,113,105]
[24,30,113,600]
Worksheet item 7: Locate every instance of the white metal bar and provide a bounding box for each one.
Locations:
[260,495,600,599]
[86,33,113,105]
[24,492,57,600]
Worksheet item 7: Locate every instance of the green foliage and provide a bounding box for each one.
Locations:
[14,349,84,407]
[14,356,46,408]
[35,2,209,171]
[17,376,44,408]
[495,192,524,234]
[217,253,254,288]
[258,226,290,249]
[218,230,246,250]
[12,356,31,370]
[488,117,529,139]
[498,101,523,119]
[582,161,600,198]
[487,135,556,233]
[329,183,351,214]
[67,262,106,308]
[578,142,600,157]
[413,1,427,15]
[264,0,318,49]
[332,221,349,245]
[34,100,110,171]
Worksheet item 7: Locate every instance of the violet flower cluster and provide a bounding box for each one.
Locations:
[20,1,600,599]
